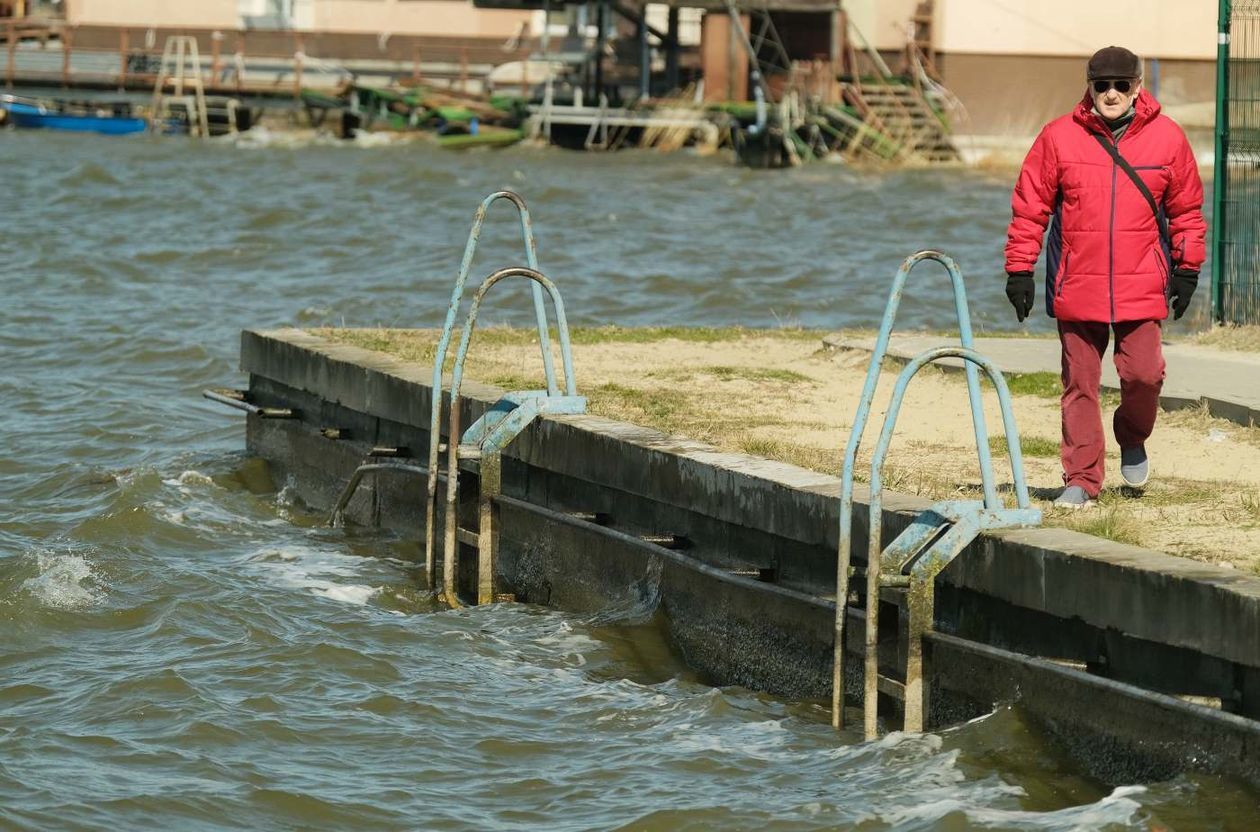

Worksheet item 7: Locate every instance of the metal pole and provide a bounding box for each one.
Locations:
[594,0,606,101]
[665,6,679,92]
[211,30,222,87]
[638,17,649,99]
[293,32,304,100]
[118,29,128,91]
[6,20,15,90]
[61,26,71,88]
[1213,0,1232,325]
[236,30,244,95]
[541,0,552,140]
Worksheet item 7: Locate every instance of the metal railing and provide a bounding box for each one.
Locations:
[1214,0,1260,324]
[831,251,1041,737]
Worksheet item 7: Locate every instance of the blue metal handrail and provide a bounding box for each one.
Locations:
[446,267,578,402]
[435,266,583,608]
[870,347,1032,518]
[860,347,1038,737]
[424,192,559,587]
[832,250,1007,731]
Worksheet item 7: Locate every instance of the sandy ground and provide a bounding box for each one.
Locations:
[319,328,1260,574]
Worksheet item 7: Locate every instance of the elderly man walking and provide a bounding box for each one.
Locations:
[1004,46,1206,508]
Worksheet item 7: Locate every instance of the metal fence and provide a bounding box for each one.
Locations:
[1214,0,1260,325]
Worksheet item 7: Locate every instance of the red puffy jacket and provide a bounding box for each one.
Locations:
[1004,89,1205,322]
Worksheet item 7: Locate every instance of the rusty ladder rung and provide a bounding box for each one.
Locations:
[876,675,906,700]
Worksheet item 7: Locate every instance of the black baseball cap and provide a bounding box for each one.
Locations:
[1087,46,1141,80]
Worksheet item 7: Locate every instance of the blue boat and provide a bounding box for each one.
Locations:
[0,95,147,135]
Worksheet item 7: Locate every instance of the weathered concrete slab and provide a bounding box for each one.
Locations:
[823,333,1260,426]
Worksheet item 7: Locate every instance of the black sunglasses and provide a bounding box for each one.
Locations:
[1092,79,1134,94]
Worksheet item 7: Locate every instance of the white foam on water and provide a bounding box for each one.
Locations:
[242,544,381,607]
[315,583,377,605]
[161,508,188,526]
[227,126,341,150]
[958,784,1147,829]
[351,130,403,149]
[666,718,790,760]
[165,470,215,487]
[869,782,1145,830]
[21,550,100,610]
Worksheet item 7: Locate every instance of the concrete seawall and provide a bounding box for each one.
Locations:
[234,328,1260,785]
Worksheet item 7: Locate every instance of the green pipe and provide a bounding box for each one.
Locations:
[1212,0,1231,324]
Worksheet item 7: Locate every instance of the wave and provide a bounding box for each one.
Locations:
[19,548,101,610]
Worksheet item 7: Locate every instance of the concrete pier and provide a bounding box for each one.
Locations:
[234,328,1260,785]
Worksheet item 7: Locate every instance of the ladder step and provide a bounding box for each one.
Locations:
[455,527,480,548]
[876,674,906,700]
[457,444,482,461]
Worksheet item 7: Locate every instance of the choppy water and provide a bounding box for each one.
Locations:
[0,130,1251,829]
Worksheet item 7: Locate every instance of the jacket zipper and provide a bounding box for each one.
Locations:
[1107,131,1119,323]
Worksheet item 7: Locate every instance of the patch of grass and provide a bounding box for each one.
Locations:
[933,328,1059,340]
[700,366,814,384]
[567,326,824,345]
[1181,324,1260,353]
[990,434,1059,458]
[1096,477,1221,510]
[587,382,702,435]
[1241,490,1260,522]
[1062,507,1144,547]
[736,435,839,474]
[483,372,539,391]
[1002,371,1061,398]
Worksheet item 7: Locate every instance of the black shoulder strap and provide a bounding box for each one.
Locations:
[1091,131,1171,245]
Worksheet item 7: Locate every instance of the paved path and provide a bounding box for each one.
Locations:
[822,334,1260,428]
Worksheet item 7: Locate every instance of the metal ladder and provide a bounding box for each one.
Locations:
[327,191,573,601]
[151,35,209,138]
[831,250,1041,738]
[420,191,582,606]
[429,266,584,608]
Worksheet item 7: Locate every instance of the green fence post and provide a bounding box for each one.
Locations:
[1212,0,1231,324]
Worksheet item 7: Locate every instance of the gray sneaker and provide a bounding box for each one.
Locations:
[1053,485,1095,509]
[1120,446,1149,488]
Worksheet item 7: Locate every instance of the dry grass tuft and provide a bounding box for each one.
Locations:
[1181,324,1260,353]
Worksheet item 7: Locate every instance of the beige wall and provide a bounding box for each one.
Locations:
[941,52,1216,138]
[844,0,1214,61]
[937,0,1215,60]
[844,0,920,52]
[68,0,530,38]
[69,0,240,27]
[311,1,530,38]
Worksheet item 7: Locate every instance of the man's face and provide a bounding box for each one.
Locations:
[1089,77,1141,120]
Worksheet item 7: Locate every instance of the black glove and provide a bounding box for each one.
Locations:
[1169,269,1198,320]
[1005,272,1035,322]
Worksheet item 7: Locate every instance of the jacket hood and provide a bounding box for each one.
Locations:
[1073,88,1161,135]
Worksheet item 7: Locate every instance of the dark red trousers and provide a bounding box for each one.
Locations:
[1058,320,1165,496]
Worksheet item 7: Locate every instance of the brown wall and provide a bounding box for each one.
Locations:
[67,25,526,66]
[700,12,748,103]
[939,52,1216,137]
